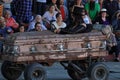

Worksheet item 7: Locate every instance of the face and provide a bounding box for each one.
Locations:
[101,12,107,17]
[35,15,42,22]
[0,17,6,28]
[81,9,86,16]
[77,0,82,3]
[99,0,103,3]
[57,14,63,21]
[49,5,55,12]
[35,23,42,31]
[52,0,57,4]
[60,0,64,5]
[4,11,11,18]
[19,26,25,32]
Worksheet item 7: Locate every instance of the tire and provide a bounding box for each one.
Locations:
[1,61,23,80]
[87,62,109,80]
[67,61,86,80]
[24,63,46,80]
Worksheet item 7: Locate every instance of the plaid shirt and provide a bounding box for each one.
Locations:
[15,0,32,22]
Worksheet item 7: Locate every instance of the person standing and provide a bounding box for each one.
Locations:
[14,0,33,30]
[35,0,47,16]
[103,0,119,22]
[85,0,100,22]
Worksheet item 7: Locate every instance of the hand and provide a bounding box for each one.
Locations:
[108,43,113,47]
[0,37,4,40]
[81,23,87,27]
[54,29,61,33]
[113,43,117,46]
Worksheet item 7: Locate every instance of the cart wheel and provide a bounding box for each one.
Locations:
[1,61,23,80]
[24,63,46,80]
[67,61,86,80]
[87,62,109,80]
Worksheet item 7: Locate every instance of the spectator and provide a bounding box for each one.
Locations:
[14,0,33,29]
[10,0,16,18]
[118,0,120,10]
[0,16,13,38]
[71,0,84,14]
[112,10,120,57]
[112,10,120,31]
[57,0,69,22]
[98,0,104,10]
[27,15,47,31]
[35,0,47,15]
[81,8,92,24]
[68,9,93,34]
[71,0,84,22]
[19,25,25,32]
[43,4,58,29]
[85,0,100,22]
[103,0,119,22]
[51,13,66,34]
[102,25,119,61]
[3,10,19,32]
[0,16,13,52]
[43,4,58,22]
[30,22,43,31]
[95,8,110,25]
[51,0,60,12]
[63,0,68,8]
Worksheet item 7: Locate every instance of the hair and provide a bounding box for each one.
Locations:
[89,1,95,10]
[3,10,12,17]
[19,24,24,28]
[112,10,120,20]
[56,13,61,18]
[35,15,41,21]
[35,22,41,28]
[102,25,112,35]
[48,3,55,10]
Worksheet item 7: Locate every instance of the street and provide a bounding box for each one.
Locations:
[0,62,120,80]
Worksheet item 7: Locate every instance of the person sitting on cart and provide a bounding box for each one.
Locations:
[102,25,119,61]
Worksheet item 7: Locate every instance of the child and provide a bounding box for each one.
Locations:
[102,25,119,61]
[19,25,25,32]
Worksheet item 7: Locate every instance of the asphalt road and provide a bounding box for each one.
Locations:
[0,62,120,80]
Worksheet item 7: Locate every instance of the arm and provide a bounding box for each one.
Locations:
[2,0,13,3]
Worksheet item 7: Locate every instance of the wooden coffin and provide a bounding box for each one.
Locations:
[2,30,108,62]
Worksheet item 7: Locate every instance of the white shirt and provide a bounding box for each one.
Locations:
[52,21,66,29]
[83,15,91,24]
[36,0,46,3]
[43,11,58,21]
[2,0,13,9]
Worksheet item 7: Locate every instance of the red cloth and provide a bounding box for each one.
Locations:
[5,17,19,29]
[60,6,65,20]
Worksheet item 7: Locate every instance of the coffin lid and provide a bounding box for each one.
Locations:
[6,30,104,41]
